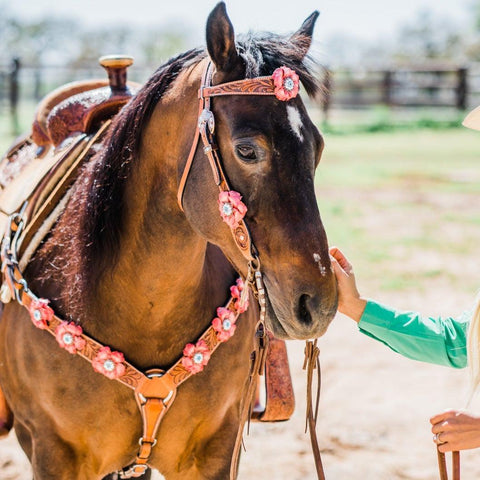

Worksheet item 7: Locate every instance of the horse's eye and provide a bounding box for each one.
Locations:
[235,144,257,161]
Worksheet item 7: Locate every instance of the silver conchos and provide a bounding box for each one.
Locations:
[103,359,115,372]
[222,203,233,216]
[283,78,295,91]
[193,352,204,364]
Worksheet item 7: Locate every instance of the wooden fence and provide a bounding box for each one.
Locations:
[322,66,472,110]
[0,58,21,134]
[1,60,479,135]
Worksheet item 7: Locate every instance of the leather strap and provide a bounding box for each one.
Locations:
[176,61,211,212]
[179,61,259,263]
[229,262,269,480]
[251,332,295,422]
[201,75,277,98]
[120,370,177,478]
[230,321,269,480]
[304,340,325,480]
[438,450,460,480]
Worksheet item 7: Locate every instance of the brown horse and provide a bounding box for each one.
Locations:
[0,3,336,479]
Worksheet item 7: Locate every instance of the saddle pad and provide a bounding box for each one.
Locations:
[0,134,88,236]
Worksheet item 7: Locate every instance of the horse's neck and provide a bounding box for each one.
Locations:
[92,229,235,366]
[90,74,238,363]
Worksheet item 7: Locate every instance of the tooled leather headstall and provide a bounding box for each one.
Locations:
[177,59,301,328]
[177,61,324,480]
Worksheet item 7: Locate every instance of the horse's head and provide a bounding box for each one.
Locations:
[181,3,337,340]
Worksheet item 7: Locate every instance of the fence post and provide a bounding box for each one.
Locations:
[456,67,468,110]
[9,57,20,135]
[321,68,332,125]
[382,70,392,106]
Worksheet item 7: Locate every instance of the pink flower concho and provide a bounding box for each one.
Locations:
[55,321,86,354]
[92,346,126,380]
[212,307,237,342]
[218,190,247,229]
[230,278,248,314]
[181,278,249,374]
[272,66,299,101]
[181,340,211,374]
[28,298,54,330]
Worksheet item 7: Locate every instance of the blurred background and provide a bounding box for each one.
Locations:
[1,1,480,479]
[0,0,479,139]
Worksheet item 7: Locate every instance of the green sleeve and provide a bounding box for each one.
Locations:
[358,300,470,369]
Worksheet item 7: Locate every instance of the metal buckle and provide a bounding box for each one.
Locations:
[139,437,157,447]
[198,109,215,134]
[13,278,28,305]
[138,370,175,408]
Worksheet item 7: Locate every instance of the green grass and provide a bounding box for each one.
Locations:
[318,129,480,188]
[0,101,37,152]
[316,105,467,135]
[316,129,480,295]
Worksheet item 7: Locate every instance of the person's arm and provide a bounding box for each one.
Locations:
[359,299,469,368]
[329,247,469,368]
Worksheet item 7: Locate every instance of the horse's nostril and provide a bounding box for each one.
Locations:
[298,294,313,325]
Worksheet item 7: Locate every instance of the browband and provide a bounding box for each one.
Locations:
[201,76,285,98]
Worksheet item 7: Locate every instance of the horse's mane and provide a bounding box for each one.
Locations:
[75,32,321,293]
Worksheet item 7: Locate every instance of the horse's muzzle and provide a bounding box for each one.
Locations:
[263,279,338,340]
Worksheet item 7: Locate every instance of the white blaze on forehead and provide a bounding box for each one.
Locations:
[286,105,304,142]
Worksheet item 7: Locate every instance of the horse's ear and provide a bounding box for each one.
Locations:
[290,11,319,59]
[206,2,240,73]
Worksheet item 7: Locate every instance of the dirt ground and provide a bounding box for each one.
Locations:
[1,290,478,480]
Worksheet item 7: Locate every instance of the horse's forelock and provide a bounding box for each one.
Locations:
[236,32,321,97]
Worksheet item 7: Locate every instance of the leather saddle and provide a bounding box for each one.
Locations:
[0,56,140,262]
[0,55,295,423]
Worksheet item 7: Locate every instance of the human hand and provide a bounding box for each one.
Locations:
[431,409,480,452]
[329,246,366,323]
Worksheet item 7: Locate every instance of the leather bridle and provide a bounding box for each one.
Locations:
[177,60,276,262]
[177,59,325,480]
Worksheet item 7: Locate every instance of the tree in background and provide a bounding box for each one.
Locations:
[2,16,79,66]
[0,4,192,68]
[464,0,480,60]
[141,26,189,68]
[393,9,466,63]
[0,3,192,96]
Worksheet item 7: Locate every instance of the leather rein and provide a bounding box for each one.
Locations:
[438,450,460,480]
[1,59,324,479]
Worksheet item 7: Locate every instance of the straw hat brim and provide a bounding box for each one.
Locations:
[463,105,480,131]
